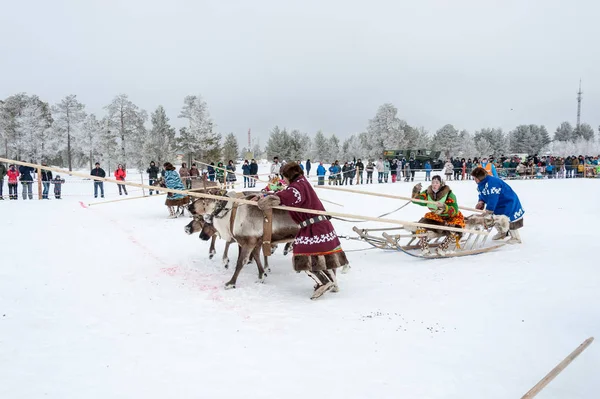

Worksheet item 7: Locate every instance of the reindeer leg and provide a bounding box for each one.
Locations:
[252,244,266,283]
[264,251,271,273]
[225,245,253,289]
[222,241,232,269]
[209,235,217,259]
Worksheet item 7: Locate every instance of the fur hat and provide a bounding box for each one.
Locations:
[280,162,304,183]
[471,167,488,180]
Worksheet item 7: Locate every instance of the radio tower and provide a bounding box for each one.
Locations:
[248,128,251,149]
[576,79,583,133]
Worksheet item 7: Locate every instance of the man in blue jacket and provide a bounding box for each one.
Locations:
[471,167,524,243]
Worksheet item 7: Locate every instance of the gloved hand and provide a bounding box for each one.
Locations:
[412,183,423,198]
[433,201,445,214]
[475,200,485,210]
[257,195,281,210]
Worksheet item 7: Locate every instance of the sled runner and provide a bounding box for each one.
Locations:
[351,221,508,259]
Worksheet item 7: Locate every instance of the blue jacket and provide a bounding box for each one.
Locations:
[164,170,186,199]
[480,162,498,177]
[19,166,35,181]
[242,164,251,175]
[477,175,524,222]
[425,162,432,171]
[317,165,326,176]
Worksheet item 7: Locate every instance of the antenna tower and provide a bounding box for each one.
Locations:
[576,80,583,132]
[248,128,251,149]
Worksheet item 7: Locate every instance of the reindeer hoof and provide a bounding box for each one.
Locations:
[224,283,236,290]
[341,264,351,274]
[209,254,214,259]
[256,275,267,284]
[266,267,272,273]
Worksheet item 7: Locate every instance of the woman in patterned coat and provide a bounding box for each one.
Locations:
[163,162,188,218]
[411,175,465,255]
[257,162,349,299]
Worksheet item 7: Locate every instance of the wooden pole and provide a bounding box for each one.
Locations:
[520,337,594,399]
[0,157,489,236]
[37,167,42,200]
[88,193,166,206]
[314,185,483,213]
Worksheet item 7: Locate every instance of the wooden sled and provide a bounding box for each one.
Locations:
[351,224,508,259]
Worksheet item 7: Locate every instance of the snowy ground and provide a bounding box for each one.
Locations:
[1,165,599,399]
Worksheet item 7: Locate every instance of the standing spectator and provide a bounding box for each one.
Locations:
[316,162,326,185]
[41,163,52,199]
[408,157,417,182]
[91,162,106,198]
[147,161,160,195]
[444,160,453,181]
[189,163,200,186]
[249,159,259,188]
[114,164,128,195]
[297,160,304,171]
[390,159,398,183]
[424,160,432,181]
[376,158,384,183]
[242,159,251,188]
[0,162,6,200]
[383,159,390,183]
[226,160,237,189]
[52,175,65,199]
[216,162,225,184]
[403,159,411,182]
[207,162,216,181]
[179,162,191,189]
[328,162,339,185]
[466,158,473,179]
[306,159,312,177]
[355,159,364,184]
[7,164,19,200]
[270,156,281,177]
[341,162,350,185]
[19,163,34,200]
[366,160,375,184]
[461,158,467,180]
[478,157,498,177]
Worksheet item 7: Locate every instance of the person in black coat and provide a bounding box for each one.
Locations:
[207,162,216,181]
[249,159,259,188]
[18,163,35,200]
[409,158,417,182]
[306,159,312,177]
[146,161,160,195]
[91,162,106,198]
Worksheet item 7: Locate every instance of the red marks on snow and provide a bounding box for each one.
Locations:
[79,201,88,208]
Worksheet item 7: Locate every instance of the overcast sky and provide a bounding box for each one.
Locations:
[1,0,598,146]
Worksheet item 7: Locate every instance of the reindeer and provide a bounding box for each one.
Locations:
[184,217,293,272]
[187,192,299,289]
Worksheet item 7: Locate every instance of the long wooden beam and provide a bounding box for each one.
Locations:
[0,157,488,235]
[313,184,483,213]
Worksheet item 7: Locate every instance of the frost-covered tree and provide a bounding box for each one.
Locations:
[456,130,476,158]
[98,117,119,169]
[289,130,311,160]
[328,134,341,161]
[0,93,28,159]
[178,95,221,163]
[432,124,460,158]
[16,95,53,162]
[265,126,293,160]
[222,133,239,162]
[341,134,366,161]
[52,94,86,171]
[366,103,407,159]
[104,94,148,169]
[311,130,329,162]
[575,123,594,141]
[554,121,574,142]
[251,139,263,160]
[473,128,508,157]
[405,125,431,149]
[509,125,550,154]
[80,114,102,170]
[143,105,176,166]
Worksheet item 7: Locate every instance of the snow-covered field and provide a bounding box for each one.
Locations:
[1,165,599,399]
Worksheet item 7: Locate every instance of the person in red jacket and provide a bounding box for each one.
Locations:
[6,164,20,200]
[114,164,128,195]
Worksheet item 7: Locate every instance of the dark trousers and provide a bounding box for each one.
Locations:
[118,183,128,195]
[243,175,250,187]
[42,182,50,199]
[8,183,18,199]
[54,185,62,199]
[318,176,324,185]
[366,171,373,184]
[0,179,3,198]
[149,178,157,195]
[94,182,104,197]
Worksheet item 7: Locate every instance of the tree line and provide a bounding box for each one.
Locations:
[1,95,597,173]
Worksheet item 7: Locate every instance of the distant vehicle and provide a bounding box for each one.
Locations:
[383,149,441,162]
